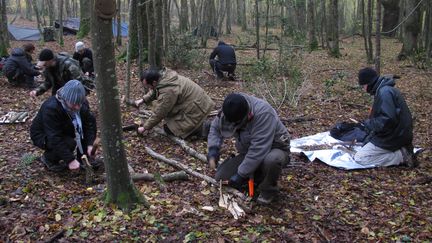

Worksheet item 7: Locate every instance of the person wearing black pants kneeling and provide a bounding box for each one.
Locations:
[30,80,97,172]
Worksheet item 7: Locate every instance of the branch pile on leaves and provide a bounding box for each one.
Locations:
[145,146,250,219]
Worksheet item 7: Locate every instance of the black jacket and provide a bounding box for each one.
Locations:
[30,96,97,163]
[3,48,40,78]
[364,76,413,151]
[73,48,93,72]
[209,41,236,65]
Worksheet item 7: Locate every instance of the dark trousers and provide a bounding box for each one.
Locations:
[81,57,94,74]
[6,69,35,87]
[209,59,236,79]
[215,148,289,197]
[44,136,76,164]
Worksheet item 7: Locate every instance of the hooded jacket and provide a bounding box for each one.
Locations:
[364,76,413,151]
[34,54,83,96]
[142,69,215,138]
[30,96,96,163]
[208,93,290,178]
[3,48,40,79]
[209,41,236,65]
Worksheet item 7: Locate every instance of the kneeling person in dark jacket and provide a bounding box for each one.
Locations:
[30,80,97,172]
[354,68,415,167]
[3,47,41,88]
[209,41,236,80]
[207,93,290,204]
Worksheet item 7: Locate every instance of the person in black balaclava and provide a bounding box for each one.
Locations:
[354,67,416,168]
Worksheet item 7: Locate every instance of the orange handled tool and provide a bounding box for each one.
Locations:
[248,178,254,197]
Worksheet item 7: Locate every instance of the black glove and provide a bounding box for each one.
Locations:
[228,173,248,190]
[207,146,220,164]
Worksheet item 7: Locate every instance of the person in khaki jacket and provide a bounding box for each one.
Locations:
[134,68,215,139]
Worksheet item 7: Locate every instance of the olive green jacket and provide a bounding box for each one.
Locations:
[143,69,215,138]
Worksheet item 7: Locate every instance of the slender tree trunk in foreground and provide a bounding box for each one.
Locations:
[92,0,148,210]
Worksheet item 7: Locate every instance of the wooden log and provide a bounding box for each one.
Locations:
[153,127,207,163]
[131,171,189,182]
[145,146,248,201]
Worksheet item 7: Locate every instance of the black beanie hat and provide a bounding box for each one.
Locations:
[358,67,378,86]
[222,93,249,123]
[39,49,54,61]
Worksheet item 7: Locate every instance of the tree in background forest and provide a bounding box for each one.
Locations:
[91,0,147,210]
[77,0,92,38]
[328,0,340,57]
[0,0,9,57]
[398,0,422,60]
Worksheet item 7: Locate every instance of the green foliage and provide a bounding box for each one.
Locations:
[166,32,205,70]
[20,153,38,167]
[77,18,91,39]
[410,48,429,70]
[324,71,350,97]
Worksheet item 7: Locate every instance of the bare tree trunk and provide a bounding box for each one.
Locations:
[179,0,188,32]
[190,0,197,28]
[58,0,64,45]
[255,0,260,59]
[91,0,147,210]
[25,0,32,20]
[241,0,247,31]
[19,0,25,19]
[137,0,147,73]
[217,0,226,38]
[47,0,55,26]
[328,0,340,57]
[320,0,327,48]
[225,0,231,34]
[163,0,170,55]
[0,0,9,57]
[381,0,399,37]
[32,0,43,38]
[116,0,122,46]
[65,0,71,18]
[361,0,370,63]
[398,0,422,60]
[263,0,270,57]
[125,0,137,102]
[154,0,164,69]
[375,0,382,74]
[367,0,374,63]
[295,0,306,31]
[426,0,432,66]
[308,0,318,51]
[128,0,139,60]
[77,0,91,38]
[146,0,156,67]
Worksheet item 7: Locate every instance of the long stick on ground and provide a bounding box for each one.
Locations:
[145,146,247,201]
[131,171,189,182]
[153,127,207,163]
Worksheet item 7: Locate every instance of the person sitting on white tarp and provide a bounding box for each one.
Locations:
[354,67,416,168]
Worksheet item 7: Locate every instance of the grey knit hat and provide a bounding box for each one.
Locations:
[59,80,86,105]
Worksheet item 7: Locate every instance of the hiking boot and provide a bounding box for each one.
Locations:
[228,73,236,81]
[257,193,278,205]
[40,155,68,172]
[400,147,418,168]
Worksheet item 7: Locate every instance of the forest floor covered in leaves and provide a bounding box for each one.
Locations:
[1,23,432,242]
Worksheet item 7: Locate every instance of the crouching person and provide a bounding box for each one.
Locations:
[354,67,416,167]
[207,93,290,205]
[134,68,215,139]
[30,80,97,172]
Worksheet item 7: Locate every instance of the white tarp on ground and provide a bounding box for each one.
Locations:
[290,132,374,170]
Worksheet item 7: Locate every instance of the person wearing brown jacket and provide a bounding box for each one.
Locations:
[134,68,215,139]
